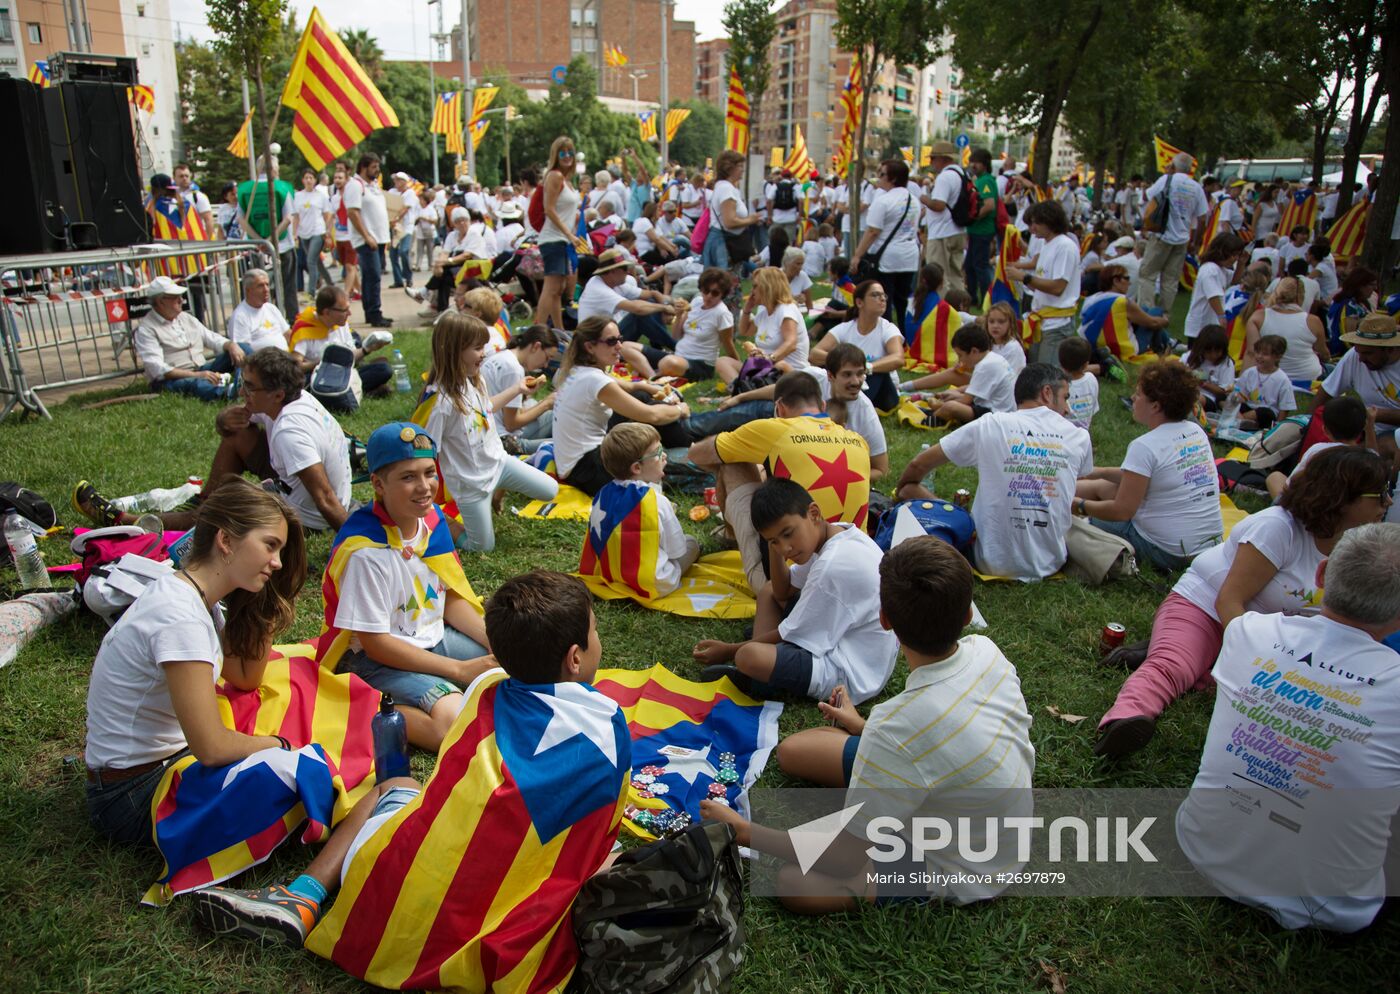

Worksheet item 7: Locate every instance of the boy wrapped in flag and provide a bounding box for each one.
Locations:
[193,571,632,994]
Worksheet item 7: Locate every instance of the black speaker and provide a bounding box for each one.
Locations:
[0,77,64,255]
[43,81,147,249]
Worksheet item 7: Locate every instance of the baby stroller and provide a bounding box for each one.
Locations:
[489,239,540,325]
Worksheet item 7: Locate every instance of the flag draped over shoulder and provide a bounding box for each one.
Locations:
[306,670,630,994]
[664,108,690,143]
[143,647,380,905]
[904,292,962,371]
[985,226,1023,317]
[1221,285,1257,366]
[287,305,335,351]
[1326,199,1369,261]
[227,109,254,158]
[1153,135,1196,176]
[725,67,750,154]
[593,665,781,841]
[313,503,481,672]
[1079,292,1146,363]
[280,7,399,170]
[1276,188,1317,236]
[148,195,212,277]
[1179,252,1198,292]
[576,482,755,619]
[784,125,815,180]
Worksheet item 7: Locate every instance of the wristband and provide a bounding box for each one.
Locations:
[274,734,291,750]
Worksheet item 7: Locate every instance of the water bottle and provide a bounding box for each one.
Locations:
[391,349,411,394]
[1218,393,1242,433]
[112,481,202,514]
[371,694,410,782]
[4,511,48,590]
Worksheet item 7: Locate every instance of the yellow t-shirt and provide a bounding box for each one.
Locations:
[715,415,871,527]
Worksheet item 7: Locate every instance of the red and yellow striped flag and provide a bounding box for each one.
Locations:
[469,117,490,150]
[445,126,465,156]
[833,55,862,177]
[227,109,253,158]
[664,107,691,143]
[469,85,498,125]
[1153,135,1197,177]
[905,292,963,371]
[638,110,658,143]
[604,44,629,68]
[784,124,816,180]
[429,91,461,135]
[127,85,155,113]
[725,67,750,154]
[27,60,51,87]
[1326,198,1369,261]
[1276,188,1317,237]
[280,7,399,170]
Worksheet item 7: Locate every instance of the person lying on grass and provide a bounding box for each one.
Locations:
[85,479,306,846]
[701,536,1034,913]
[315,422,493,752]
[192,570,630,994]
[693,478,896,705]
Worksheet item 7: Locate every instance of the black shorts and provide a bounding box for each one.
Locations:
[971,402,992,420]
[769,641,815,695]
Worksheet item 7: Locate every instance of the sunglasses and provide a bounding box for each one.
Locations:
[559,149,576,158]
[598,336,624,347]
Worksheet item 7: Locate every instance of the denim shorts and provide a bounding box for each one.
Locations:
[343,784,422,881]
[86,748,190,847]
[841,733,861,786]
[538,240,573,276]
[339,626,489,714]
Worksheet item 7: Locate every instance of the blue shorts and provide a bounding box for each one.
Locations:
[339,625,489,714]
[841,733,861,786]
[769,640,815,695]
[538,240,573,276]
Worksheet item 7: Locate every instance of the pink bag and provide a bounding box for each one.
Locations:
[691,201,711,251]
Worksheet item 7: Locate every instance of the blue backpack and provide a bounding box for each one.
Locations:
[872,499,975,556]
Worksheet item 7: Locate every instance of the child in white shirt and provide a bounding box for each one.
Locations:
[658,268,736,379]
[1185,325,1235,411]
[915,324,1016,425]
[596,423,699,595]
[1059,335,1100,430]
[1235,335,1296,431]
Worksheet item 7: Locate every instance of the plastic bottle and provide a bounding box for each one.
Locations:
[4,511,48,590]
[1217,392,1242,433]
[112,481,202,514]
[391,349,411,394]
[371,694,410,782]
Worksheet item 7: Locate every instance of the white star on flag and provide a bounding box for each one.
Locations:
[533,684,620,767]
[221,744,324,792]
[588,503,608,543]
[656,744,719,785]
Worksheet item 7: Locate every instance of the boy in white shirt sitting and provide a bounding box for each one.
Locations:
[693,478,897,705]
[907,324,1016,425]
[1059,336,1100,430]
[701,535,1035,912]
[1235,335,1296,431]
[585,423,700,596]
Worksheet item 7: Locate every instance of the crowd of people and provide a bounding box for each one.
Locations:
[56,128,1400,985]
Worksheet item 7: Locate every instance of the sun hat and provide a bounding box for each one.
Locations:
[1340,312,1400,348]
[593,248,630,274]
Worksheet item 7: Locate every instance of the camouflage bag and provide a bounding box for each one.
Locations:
[571,821,745,993]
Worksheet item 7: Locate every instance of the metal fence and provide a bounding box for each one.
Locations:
[0,239,278,421]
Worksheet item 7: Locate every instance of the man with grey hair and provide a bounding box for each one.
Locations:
[895,363,1093,581]
[1177,522,1400,933]
[130,276,245,402]
[1135,151,1210,316]
[225,268,291,355]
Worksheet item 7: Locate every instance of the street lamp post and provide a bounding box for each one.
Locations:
[427,0,441,185]
[461,0,475,181]
[658,0,671,171]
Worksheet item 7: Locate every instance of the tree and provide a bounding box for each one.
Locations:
[1359,0,1399,275]
[207,0,289,273]
[1331,0,1387,217]
[340,28,385,83]
[512,57,644,180]
[722,0,776,198]
[944,0,1105,184]
[878,112,918,163]
[665,99,726,171]
[834,0,943,244]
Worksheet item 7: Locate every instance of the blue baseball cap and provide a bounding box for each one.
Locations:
[367,422,437,473]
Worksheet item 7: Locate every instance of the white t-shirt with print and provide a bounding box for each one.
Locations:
[85,574,224,769]
[711,179,748,233]
[1235,366,1296,414]
[426,381,508,500]
[251,394,352,532]
[334,518,447,652]
[777,523,899,704]
[1194,356,1236,400]
[754,302,808,369]
[940,405,1094,580]
[676,301,734,363]
[226,300,291,354]
[1321,350,1400,429]
[293,187,330,238]
[863,186,920,272]
[1066,373,1100,429]
[481,349,529,435]
[966,350,1016,412]
[1176,611,1400,932]
[1143,173,1210,245]
[1120,421,1223,556]
[1184,261,1230,340]
[1171,507,1324,621]
[341,175,389,247]
[554,365,616,477]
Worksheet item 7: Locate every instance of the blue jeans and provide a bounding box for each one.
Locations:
[340,625,489,714]
[156,353,233,402]
[1132,305,1171,354]
[508,409,553,454]
[390,232,414,286]
[1088,517,1195,573]
[619,311,677,351]
[683,399,774,441]
[86,748,189,846]
[701,227,729,269]
[356,243,385,322]
[300,234,333,296]
[965,232,995,304]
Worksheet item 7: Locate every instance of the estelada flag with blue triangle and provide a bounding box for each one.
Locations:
[147,192,212,277]
[904,291,962,372]
[984,225,1024,317]
[576,481,755,619]
[27,60,51,87]
[1221,284,1257,366]
[1079,290,1148,363]
[142,646,380,905]
[312,501,482,672]
[306,669,630,992]
[592,664,781,840]
[1179,251,1199,292]
[1276,186,1317,236]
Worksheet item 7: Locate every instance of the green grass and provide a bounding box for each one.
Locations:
[1,302,1395,994]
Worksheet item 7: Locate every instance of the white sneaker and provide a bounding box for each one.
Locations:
[364,330,394,351]
[404,286,428,303]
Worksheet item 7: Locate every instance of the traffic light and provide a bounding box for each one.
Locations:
[935,89,943,105]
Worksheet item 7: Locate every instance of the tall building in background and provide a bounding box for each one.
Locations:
[752,0,847,171]
[695,37,727,105]
[120,0,177,175]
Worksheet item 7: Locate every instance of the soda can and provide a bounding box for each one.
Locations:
[1099,622,1127,657]
[703,486,719,510]
[953,489,972,509]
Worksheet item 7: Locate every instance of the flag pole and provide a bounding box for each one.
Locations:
[241,78,257,183]
[659,0,670,173]
[461,0,475,182]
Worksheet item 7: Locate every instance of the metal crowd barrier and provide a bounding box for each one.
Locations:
[0,239,278,421]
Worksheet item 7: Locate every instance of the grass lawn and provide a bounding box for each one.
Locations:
[1,295,1395,994]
